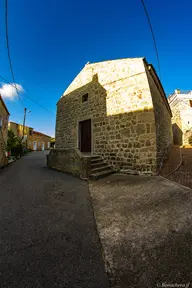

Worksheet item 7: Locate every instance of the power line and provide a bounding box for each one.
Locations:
[0,75,56,116]
[140,0,161,79]
[23,94,56,116]
[5,0,24,107]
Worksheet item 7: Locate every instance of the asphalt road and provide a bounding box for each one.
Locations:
[0,151,109,288]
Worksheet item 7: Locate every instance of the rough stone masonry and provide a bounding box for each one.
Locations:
[53,58,172,175]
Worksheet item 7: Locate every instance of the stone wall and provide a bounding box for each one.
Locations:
[47,148,92,179]
[0,98,9,145]
[92,60,157,174]
[0,97,9,167]
[146,65,173,171]
[56,58,171,174]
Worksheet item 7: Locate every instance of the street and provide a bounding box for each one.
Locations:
[0,152,109,288]
[89,173,192,287]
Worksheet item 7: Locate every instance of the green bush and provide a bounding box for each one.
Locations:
[7,129,23,157]
[11,143,23,157]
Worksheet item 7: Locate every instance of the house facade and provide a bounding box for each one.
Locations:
[48,58,172,178]
[0,95,10,167]
[168,90,192,145]
[8,121,51,151]
[28,131,51,151]
[8,121,33,140]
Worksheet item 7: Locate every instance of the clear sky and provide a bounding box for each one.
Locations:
[0,0,192,137]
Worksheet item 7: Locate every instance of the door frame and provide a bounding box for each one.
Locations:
[41,142,45,151]
[77,116,93,153]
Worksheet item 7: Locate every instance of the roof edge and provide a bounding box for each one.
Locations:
[33,130,51,138]
[0,94,10,115]
[86,57,145,67]
[9,121,33,129]
[144,60,172,117]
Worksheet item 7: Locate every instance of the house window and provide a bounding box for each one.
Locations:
[82,93,88,103]
[29,129,33,136]
[189,100,192,107]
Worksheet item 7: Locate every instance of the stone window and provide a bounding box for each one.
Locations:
[189,100,192,107]
[82,93,88,103]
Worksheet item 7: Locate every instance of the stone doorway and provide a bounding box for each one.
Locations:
[79,119,91,153]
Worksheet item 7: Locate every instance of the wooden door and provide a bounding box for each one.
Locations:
[79,119,91,152]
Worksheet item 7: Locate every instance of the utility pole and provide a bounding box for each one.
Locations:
[22,107,27,140]
[22,108,31,150]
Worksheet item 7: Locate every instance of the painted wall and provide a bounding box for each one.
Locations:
[28,132,51,151]
[168,92,192,145]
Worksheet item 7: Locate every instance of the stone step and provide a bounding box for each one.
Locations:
[91,155,101,159]
[90,168,115,180]
[91,157,103,164]
[91,164,109,174]
[91,161,107,168]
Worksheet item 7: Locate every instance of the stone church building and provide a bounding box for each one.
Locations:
[48,58,172,179]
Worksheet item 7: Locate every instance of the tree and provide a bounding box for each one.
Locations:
[50,137,55,148]
[7,129,23,157]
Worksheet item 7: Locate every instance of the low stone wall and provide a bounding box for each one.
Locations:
[0,149,8,168]
[47,148,91,179]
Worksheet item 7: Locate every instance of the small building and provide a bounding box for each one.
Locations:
[168,90,192,145]
[0,95,10,167]
[28,131,51,151]
[48,58,173,178]
[8,121,33,139]
[8,121,51,151]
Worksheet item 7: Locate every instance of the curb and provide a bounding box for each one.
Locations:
[0,156,21,170]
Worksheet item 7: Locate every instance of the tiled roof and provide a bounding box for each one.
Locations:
[33,131,51,138]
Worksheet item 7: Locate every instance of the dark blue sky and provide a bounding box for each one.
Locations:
[0,0,192,136]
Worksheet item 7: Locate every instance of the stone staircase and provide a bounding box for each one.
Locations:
[89,155,115,180]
